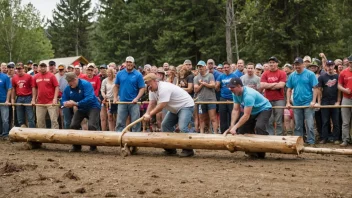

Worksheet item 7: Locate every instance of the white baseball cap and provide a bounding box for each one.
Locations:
[126,56,135,63]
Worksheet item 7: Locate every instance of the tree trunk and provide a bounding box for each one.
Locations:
[9,127,304,155]
[225,0,233,63]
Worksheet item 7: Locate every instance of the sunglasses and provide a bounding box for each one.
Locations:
[87,69,93,71]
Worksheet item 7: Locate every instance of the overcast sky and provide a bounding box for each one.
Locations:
[22,0,99,20]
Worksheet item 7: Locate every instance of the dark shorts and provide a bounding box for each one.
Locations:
[198,104,216,114]
[109,104,118,114]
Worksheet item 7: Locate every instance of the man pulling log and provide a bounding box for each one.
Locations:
[142,73,195,157]
[224,77,272,158]
[61,72,101,152]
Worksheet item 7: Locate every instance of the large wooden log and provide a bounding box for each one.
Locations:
[9,127,303,155]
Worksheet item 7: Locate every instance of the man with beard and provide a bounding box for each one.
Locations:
[260,56,287,136]
[143,73,195,157]
[32,63,60,129]
[113,56,145,132]
[216,62,238,133]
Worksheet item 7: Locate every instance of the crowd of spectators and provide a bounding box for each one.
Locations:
[0,54,351,148]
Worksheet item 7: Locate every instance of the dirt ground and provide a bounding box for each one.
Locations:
[0,140,351,198]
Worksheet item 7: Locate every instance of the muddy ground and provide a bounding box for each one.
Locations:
[0,140,351,198]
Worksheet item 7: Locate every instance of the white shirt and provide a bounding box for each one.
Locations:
[149,81,194,114]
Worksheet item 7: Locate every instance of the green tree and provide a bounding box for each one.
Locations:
[0,0,53,63]
[48,0,94,58]
[236,0,343,63]
[91,0,227,66]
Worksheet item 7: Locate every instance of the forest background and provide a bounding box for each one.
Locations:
[0,0,351,66]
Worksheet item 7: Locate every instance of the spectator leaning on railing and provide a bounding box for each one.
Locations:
[286,57,318,146]
[11,63,35,128]
[338,56,352,147]
[32,62,59,129]
[0,66,12,140]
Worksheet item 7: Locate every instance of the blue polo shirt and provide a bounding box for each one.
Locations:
[233,69,244,77]
[286,69,318,106]
[233,86,272,115]
[217,72,238,99]
[61,79,101,112]
[213,70,222,81]
[115,69,145,102]
[0,73,11,103]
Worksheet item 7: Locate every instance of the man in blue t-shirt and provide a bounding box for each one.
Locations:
[0,71,11,140]
[215,62,238,133]
[233,59,245,77]
[286,57,318,145]
[224,77,272,158]
[113,56,145,132]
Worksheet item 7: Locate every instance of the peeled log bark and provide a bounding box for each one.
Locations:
[9,127,304,155]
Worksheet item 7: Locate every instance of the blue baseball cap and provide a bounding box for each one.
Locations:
[197,60,206,67]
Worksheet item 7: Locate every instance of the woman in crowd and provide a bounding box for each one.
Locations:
[167,66,178,84]
[101,68,118,131]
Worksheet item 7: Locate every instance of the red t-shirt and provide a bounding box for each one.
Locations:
[260,69,287,101]
[33,72,59,104]
[12,74,33,96]
[78,73,87,79]
[338,68,352,98]
[81,75,101,97]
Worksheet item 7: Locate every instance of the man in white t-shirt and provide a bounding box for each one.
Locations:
[143,73,195,157]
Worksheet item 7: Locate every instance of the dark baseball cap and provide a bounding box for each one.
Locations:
[49,61,56,66]
[27,60,33,64]
[268,56,279,63]
[100,64,107,69]
[227,77,243,88]
[348,56,352,62]
[326,60,334,65]
[293,57,303,64]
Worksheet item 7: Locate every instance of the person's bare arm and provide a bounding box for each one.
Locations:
[286,88,292,108]
[132,87,145,103]
[183,83,193,93]
[11,87,15,103]
[260,82,276,89]
[271,82,286,89]
[201,80,215,89]
[31,88,37,105]
[226,106,252,135]
[113,84,120,103]
[338,83,351,95]
[215,81,221,92]
[310,87,318,107]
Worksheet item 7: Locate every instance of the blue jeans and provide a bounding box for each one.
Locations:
[161,106,194,133]
[62,107,73,129]
[116,104,140,132]
[293,108,315,144]
[0,106,9,137]
[16,96,35,128]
